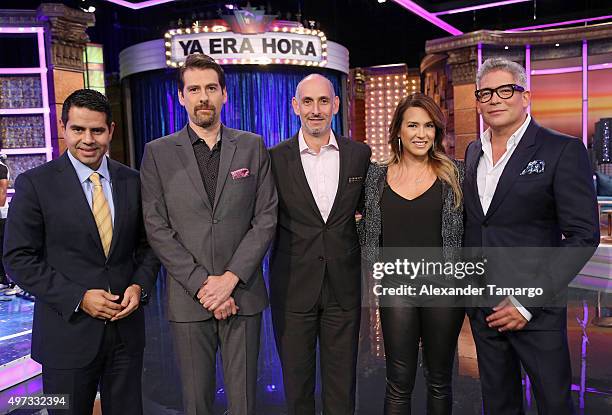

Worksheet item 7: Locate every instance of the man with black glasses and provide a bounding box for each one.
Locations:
[463,58,599,414]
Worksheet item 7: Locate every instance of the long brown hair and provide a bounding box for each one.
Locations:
[385,93,462,208]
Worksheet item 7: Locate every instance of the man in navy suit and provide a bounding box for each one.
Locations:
[3,89,159,415]
[463,58,599,414]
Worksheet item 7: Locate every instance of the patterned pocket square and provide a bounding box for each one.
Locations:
[520,160,545,175]
[231,168,250,180]
[348,176,363,183]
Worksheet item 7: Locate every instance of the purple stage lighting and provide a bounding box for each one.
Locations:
[507,14,612,31]
[582,40,588,146]
[530,66,583,75]
[0,358,42,391]
[477,43,484,136]
[432,0,530,16]
[392,0,463,36]
[101,0,177,10]
[525,44,531,113]
[529,63,611,76]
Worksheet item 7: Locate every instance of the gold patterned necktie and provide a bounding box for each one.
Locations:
[89,172,113,257]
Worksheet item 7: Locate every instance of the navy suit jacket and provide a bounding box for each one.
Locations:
[463,119,599,329]
[3,152,159,369]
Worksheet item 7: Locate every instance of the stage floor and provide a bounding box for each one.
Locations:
[137,289,612,415]
[1,245,611,414]
[0,295,33,367]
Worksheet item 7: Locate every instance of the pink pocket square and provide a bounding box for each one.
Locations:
[231,168,250,180]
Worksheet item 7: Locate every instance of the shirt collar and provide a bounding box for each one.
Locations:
[67,150,111,184]
[298,129,339,154]
[188,124,223,148]
[481,114,531,151]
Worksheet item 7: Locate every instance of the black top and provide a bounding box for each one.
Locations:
[188,125,221,206]
[381,179,443,248]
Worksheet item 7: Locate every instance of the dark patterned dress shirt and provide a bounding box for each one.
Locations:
[188,125,222,206]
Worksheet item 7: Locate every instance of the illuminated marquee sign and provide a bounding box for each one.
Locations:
[165,6,328,67]
[165,27,328,67]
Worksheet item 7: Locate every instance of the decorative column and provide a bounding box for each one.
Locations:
[36,3,95,156]
[348,68,366,143]
[447,47,479,160]
[421,53,453,154]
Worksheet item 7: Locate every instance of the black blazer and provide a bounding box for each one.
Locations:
[269,134,371,312]
[3,153,159,369]
[463,119,599,328]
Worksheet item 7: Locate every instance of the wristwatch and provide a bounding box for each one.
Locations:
[140,287,149,305]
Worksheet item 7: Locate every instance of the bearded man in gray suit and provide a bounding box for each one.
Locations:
[140,53,278,415]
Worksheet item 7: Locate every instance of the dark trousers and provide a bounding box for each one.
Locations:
[469,308,575,415]
[380,306,465,415]
[42,323,143,415]
[272,279,360,415]
[170,313,262,415]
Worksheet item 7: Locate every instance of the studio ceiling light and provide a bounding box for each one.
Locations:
[432,0,530,16]
[100,0,177,10]
[391,0,463,36]
[507,14,612,31]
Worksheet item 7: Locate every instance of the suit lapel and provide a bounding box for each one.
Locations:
[56,153,105,256]
[466,139,486,219]
[173,126,212,211]
[213,126,237,211]
[286,135,325,224]
[326,135,351,222]
[106,158,125,260]
[485,120,541,219]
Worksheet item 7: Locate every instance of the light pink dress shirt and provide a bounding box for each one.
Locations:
[298,129,340,222]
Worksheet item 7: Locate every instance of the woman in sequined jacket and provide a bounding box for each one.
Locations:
[358,93,465,415]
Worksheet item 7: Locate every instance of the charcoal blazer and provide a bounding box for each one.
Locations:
[3,153,159,369]
[140,125,278,322]
[269,134,371,312]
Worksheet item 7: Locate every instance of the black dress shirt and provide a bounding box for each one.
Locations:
[188,125,222,206]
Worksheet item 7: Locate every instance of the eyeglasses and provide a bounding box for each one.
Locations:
[474,84,525,103]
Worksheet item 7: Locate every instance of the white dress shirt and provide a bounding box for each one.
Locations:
[298,129,340,222]
[477,114,531,215]
[477,114,533,321]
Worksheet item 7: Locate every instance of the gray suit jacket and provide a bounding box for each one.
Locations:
[140,125,278,322]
